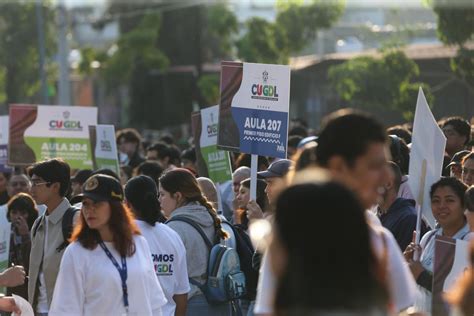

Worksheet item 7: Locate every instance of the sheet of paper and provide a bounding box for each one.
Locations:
[12,294,34,316]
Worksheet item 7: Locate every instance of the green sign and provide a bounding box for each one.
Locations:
[9,104,98,169]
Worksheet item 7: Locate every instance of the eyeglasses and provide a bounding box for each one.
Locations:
[31,180,51,187]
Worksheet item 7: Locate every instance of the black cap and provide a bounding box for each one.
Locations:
[446,150,471,169]
[71,169,93,184]
[79,174,124,202]
[258,159,293,179]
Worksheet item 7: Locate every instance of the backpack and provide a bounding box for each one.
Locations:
[32,206,79,252]
[221,221,259,300]
[166,216,247,305]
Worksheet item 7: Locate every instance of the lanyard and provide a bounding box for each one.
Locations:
[99,241,129,311]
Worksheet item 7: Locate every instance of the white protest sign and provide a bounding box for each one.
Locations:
[442,238,470,292]
[217,62,291,159]
[0,206,11,293]
[199,106,232,184]
[89,125,120,175]
[0,115,12,172]
[408,88,446,229]
[432,236,471,315]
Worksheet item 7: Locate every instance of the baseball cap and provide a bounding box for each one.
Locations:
[297,136,318,149]
[446,150,471,169]
[258,159,293,179]
[79,174,124,202]
[71,169,93,184]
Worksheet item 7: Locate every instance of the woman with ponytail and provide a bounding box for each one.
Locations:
[158,168,229,316]
[125,175,190,316]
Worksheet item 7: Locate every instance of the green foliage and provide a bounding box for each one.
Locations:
[276,0,345,53]
[329,50,434,121]
[237,17,288,64]
[237,0,344,64]
[102,13,169,87]
[197,74,220,105]
[432,0,473,46]
[431,0,474,89]
[206,3,238,57]
[450,48,474,87]
[0,1,55,106]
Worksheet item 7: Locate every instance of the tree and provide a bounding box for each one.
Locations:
[431,0,474,88]
[92,1,239,128]
[237,0,344,64]
[237,17,288,64]
[0,1,55,110]
[328,49,434,121]
[102,13,169,87]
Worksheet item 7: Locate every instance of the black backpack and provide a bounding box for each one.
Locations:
[32,206,79,252]
[221,221,259,300]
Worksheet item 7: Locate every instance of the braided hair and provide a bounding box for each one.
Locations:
[159,168,228,240]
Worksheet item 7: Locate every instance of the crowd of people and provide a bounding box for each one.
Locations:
[0,109,473,316]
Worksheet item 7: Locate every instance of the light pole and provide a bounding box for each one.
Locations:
[36,0,48,104]
[57,0,71,105]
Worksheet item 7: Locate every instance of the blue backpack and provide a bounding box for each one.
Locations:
[166,216,246,305]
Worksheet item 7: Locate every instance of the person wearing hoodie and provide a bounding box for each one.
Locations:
[159,168,229,316]
[377,162,429,251]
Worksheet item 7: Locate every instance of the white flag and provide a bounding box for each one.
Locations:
[408,88,446,229]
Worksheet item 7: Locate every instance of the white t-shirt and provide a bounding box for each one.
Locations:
[369,224,417,312]
[254,217,417,314]
[136,220,190,316]
[253,251,275,315]
[50,235,167,316]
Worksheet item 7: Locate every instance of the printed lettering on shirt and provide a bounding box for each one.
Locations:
[152,253,174,276]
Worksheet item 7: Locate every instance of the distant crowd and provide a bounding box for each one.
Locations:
[0,110,473,316]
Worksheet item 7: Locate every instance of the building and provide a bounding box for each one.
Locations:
[289,43,474,129]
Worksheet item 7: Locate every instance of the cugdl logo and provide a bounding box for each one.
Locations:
[49,111,83,131]
[251,70,279,101]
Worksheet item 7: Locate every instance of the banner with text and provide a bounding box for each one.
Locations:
[0,116,13,172]
[432,235,470,316]
[217,62,290,159]
[89,125,120,175]
[0,206,11,293]
[192,106,232,184]
[8,104,97,169]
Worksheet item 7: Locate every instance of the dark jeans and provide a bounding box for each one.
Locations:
[186,294,231,316]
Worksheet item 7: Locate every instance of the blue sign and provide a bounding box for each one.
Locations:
[217,62,290,159]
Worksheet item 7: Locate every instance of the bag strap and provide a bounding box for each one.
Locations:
[166,216,214,290]
[421,229,439,249]
[166,216,213,250]
[32,215,45,238]
[56,207,79,253]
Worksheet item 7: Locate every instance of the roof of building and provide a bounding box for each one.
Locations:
[290,42,474,71]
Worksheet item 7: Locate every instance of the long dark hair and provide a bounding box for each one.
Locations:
[273,182,388,314]
[71,201,140,257]
[239,178,268,229]
[159,168,228,240]
[125,175,166,225]
[7,193,39,229]
[240,178,268,211]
